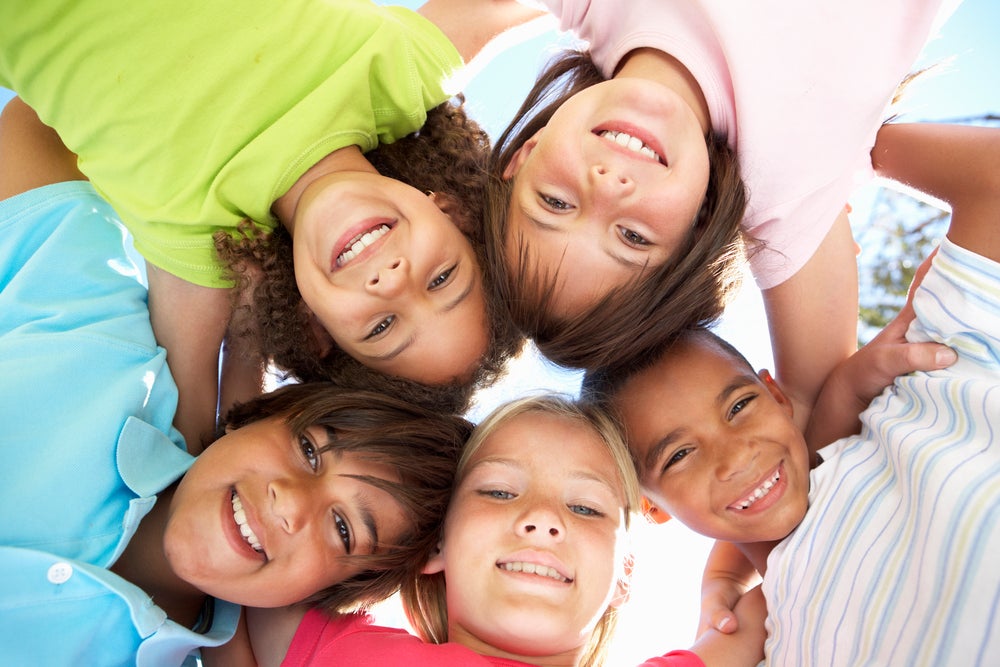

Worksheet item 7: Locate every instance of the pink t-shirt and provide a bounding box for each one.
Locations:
[544,0,958,288]
[283,609,705,666]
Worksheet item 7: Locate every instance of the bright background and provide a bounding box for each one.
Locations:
[373,1,1000,663]
[1,0,996,663]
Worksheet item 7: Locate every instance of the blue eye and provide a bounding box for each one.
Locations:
[366,315,394,339]
[569,504,603,517]
[429,265,455,289]
[480,489,515,500]
[299,435,319,471]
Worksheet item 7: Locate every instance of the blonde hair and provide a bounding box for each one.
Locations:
[402,394,640,667]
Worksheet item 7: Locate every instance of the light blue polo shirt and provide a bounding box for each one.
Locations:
[0,182,238,665]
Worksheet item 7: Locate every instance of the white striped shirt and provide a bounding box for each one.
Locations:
[763,238,1000,666]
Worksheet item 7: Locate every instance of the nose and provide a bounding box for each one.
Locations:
[269,478,310,534]
[715,438,759,482]
[366,256,409,297]
[588,164,636,203]
[516,501,566,541]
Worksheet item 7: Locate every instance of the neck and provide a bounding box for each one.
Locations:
[271,144,378,232]
[615,47,711,135]
[738,539,780,577]
[111,484,206,629]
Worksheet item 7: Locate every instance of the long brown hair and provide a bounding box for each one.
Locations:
[484,50,748,377]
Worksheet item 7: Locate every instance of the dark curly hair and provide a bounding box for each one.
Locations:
[216,99,523,414]
[221,382,473,613]
[483,50,748,378]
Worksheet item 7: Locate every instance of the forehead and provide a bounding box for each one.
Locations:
[613,338,748,444]
[470,411,616,479]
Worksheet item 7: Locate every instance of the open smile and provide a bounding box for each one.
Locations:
[230,489,267,561]
[727,464,784,512]
[332,218,395,270]
[594,123,666,165]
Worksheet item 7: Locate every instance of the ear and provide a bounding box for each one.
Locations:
[609,552,634,609]
[306,311,334,358]
[501,132,542,180]
[422,540,446,575]
[758,369,794,418]
[428,191,475,236]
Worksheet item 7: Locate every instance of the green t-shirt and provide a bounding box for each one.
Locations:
[0,0,462,286]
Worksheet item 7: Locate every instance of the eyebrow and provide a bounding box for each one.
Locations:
[641,373,758,475]
[522,207,646,270]
[472,455,619,494]
[364,268,476,362]
[354,491,380,555]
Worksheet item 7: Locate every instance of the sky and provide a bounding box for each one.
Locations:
[375,1,1000,662]
[2,1,997,662]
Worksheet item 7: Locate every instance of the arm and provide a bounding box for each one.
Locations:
[417,0,549,67]
[0,96,85,199]
[761,207,860,433]
[872,123,1000,263]
[698,541,760,637]
[246,604,310,667]
[200,609,258,667]
[145,263,231,455]
[688,586,767,667]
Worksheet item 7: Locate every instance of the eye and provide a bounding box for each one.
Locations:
[728,395,757,420]
[479,489,515,500]
[569,503,604,517]
[333,512,352,552]
[618,226,650,247]
[299,435,320,472]
[428,265,456,290]
[661,447,692,473]
[365,315,394,339]
[540,193,572,211]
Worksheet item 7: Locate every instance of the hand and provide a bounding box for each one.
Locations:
[804,248,955,450]
[698,579,742,636]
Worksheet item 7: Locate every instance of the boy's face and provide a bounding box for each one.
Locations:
[612,336,811,544]
[424,411,629,661]
[164,416,410,607]
[292,171,489,385]
[501,77,710,318]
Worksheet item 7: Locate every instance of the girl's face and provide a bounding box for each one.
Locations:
[612,337,811,545]
[424,411,629,663]
[292,172,489,385]
[164,416,410,607]
[503,77,710,317]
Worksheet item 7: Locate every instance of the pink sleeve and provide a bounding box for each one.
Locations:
[638,649,706,667]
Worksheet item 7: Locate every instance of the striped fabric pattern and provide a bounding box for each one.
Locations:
[763,238,1000,666]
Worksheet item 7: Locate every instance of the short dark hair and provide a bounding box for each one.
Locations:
[221,382,473,612]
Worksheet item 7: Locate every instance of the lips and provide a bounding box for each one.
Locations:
[230,489,266,560]
[497,552,573,584]
[728,465,782,512]
[594,122,667,166]
[330,218,395,271]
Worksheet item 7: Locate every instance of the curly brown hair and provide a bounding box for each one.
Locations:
[483,50,748,378]
[215,99,523,414]
[221,382,473,613]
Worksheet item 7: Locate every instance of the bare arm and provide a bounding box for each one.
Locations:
[688,586,767,667]
[201,609,258,667]
[246,604,310,667]
[145,265,232,455]
[762,207,860,433]
[0,96,85,199]
[872,123,1000,263]
[417,0,549,67]
[698,541,761,637]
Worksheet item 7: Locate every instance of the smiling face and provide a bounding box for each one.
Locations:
[612,334,811,545]
[291,172,489,385]
[164,416,410,608]
[424,410,629,662]
[503,78,710,317]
